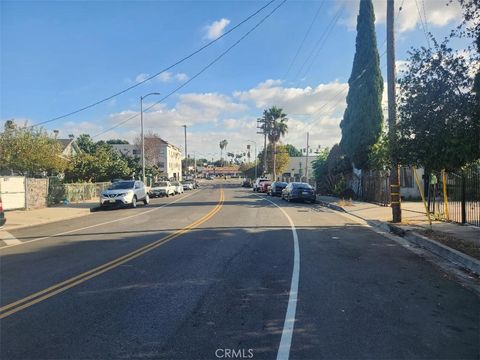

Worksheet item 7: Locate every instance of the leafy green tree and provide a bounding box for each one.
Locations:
[285,144,302,157]
[397,40,479,171]
[312,147,330,183]
[196,158,209,166]
[454,0,479,94]
[76,134,98,154]
[340,0,383,170]
[106,139,129,145]
[239,162,256,179]
[0,124,68,176]
[312,145,351,195]
[257,143,290,179]
[368,131,390,171]
[64,147,131,183]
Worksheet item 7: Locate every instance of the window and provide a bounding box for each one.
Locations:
[400,167,413,188]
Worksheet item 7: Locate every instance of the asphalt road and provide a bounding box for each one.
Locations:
[0,181,478,360]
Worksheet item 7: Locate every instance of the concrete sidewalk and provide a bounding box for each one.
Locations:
[318,195,480,274]
[1,200,98,231]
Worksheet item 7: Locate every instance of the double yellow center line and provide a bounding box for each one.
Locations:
[0,188,225,320]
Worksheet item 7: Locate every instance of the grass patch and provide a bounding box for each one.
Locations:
[337,199,353,207]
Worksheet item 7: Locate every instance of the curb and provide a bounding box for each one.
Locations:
[317,200,346,213]
[2,209,95,232]
[317,198,480,276]
[387,223,480,276]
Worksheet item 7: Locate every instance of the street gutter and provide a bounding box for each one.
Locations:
[317,197,480,277]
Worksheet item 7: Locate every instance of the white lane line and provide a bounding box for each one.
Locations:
[255,194,300,360]
[0,190,200,250]
[0,230,21,245]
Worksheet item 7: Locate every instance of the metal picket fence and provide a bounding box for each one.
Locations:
[442,167,480,227]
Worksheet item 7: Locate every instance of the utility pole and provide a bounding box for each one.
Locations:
[182,125,187,179]
[387,0,402,222]
[247,140,257,179]
[193,152,197,175]
[256,118,268,178]
[140,92,160,184]
[305,132,310,183]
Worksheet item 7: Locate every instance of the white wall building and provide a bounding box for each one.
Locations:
[282,156,317,182]
[112,139,182,181]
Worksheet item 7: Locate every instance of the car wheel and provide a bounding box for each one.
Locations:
[131,196,137,208]
[143,194,150,205]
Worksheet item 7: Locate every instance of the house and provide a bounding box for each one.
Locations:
[112,138,182,181]
[57,138,81,159]
[282,156,317,182]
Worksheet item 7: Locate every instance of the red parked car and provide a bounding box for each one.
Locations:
[0,195,6,227]
[258,181,271,193]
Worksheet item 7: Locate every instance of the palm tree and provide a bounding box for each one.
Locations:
[219,139,228,166]
[262,106,288,180]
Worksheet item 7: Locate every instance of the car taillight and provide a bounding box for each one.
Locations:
[0,198,3,212]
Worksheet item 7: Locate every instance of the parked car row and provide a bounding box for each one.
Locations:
[249,177,317,204]
[100,179,199,209]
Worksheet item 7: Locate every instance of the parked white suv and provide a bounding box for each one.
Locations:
[171,181,184,194]
[149,181,176,197]
[253,178,270,192]
[100,180,149,208]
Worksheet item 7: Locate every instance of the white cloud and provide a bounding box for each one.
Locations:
[135,73,150,83]
[82,79,390,157]
[339,0,462,33]
[175,73,189,81]
[155,71,189,83]
[158,71,172,82]
[204,18,231,40]
[234,78,348,117]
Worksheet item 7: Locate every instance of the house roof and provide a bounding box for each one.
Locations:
[57,138,73,151]
[57,138,81,155]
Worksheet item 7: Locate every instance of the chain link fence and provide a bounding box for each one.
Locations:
[48,177,110,205]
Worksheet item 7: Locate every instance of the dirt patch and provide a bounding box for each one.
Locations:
[417,229,480,260]
[337,199,353,207]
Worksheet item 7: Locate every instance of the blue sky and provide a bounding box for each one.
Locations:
[0,0,466,159]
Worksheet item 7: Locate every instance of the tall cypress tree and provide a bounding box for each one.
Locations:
[340,0,383,170]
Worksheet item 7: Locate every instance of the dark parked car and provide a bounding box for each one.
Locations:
[268,181,287,196]
[281,182,316,203]
[0,195,6,227]
[242,179,252,188]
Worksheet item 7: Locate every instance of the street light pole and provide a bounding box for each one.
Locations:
[247,140,257,179]
[140,92,160,184]
[182,125,187,179]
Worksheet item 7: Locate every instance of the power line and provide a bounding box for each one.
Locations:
[414,0,431,47]
[310,47,387,119]
[28,0,277,128]
[294,5,345,80]
[307,2,405,121]
[92,0,288,139]
[283,0,326,79]
[300,5,345,79]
